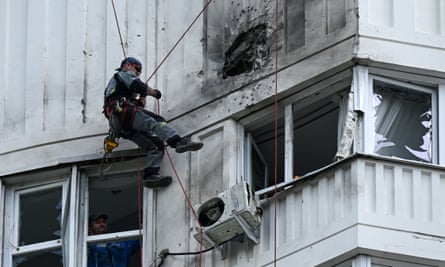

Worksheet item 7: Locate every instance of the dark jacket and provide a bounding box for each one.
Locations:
[88,240,140,267]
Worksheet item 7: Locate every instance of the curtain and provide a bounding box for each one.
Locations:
[373,81,432,162]
[335,89,357,160]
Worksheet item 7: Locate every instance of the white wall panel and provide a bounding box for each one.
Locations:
[368,0,395,27]
[415,0,442,35]
[65,0,87,126]
[358,0,445,73]
[205,156,445,267]
[0,0,360,175]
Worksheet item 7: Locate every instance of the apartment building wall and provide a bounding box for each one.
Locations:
[1,0,445,266]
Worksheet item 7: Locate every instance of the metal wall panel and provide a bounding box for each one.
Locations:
[208,156,445,266]
[0,0,207,175]
[0,0,359,175]
[358,0,445,73]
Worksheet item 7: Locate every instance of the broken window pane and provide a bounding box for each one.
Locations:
[88,173,140,233]
[19,187,62,245]
[13,249,62,267]
[373,80,432,162]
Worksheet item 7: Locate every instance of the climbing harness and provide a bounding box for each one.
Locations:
[106,0,216,266]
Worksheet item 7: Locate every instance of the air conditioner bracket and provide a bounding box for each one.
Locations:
[231,210,259,244]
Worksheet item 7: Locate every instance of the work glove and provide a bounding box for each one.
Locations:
[152,89,162,99]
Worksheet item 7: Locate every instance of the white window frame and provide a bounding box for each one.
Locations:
[79,162,147,267]
[243,69,352,197]
[3,177,69,267]
[363,74,438,164]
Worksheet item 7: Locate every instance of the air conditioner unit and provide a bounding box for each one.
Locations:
[193,182,261,248]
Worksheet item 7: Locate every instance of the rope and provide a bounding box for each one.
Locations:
[146,1,217,265]
[110,0,127,58]
[273,0,280,266]
[164,147,204,266]
[145,0,214,84]
[109,1,216,266]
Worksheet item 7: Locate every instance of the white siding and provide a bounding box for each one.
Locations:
[197,156,445,266]
[357,0,445,73]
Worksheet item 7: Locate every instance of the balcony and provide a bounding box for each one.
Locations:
[240,154,445,266]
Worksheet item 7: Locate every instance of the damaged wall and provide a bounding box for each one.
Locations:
[0,0,358,174]
[166,0,357,134]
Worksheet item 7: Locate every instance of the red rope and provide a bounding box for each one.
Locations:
[273,0,280,266]
[145,0,214,84]
[164,148,204,265]
[147,0,216,263]
[110,0,127,58]
[110,1,214,265]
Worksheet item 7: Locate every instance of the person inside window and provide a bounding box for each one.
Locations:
[88,214,139,267]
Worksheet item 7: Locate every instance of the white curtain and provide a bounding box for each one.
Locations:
[373,81,432,162]
[335,89,357,160]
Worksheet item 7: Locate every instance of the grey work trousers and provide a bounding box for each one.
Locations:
[109,108,179,170]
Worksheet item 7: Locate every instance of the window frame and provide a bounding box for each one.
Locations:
[79,162,147,267]
[242,69,353,197]
[243,66,445,198]
[3,177,69,267]
[364,74,438,163]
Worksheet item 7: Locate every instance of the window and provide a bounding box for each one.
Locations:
[243,71,353,195]
[370,77,436,163]
[3,166,145,267]
[246,117,285,192]
[3,179,68,267]
[292,94,341,176]
[85,172,141,267]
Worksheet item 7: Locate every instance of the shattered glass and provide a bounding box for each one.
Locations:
[373,80,432,162]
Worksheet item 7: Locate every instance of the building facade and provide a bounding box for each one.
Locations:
[1,0,445,266]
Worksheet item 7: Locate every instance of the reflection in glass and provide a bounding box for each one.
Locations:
[13,250,62,267]
[374,81,432,162]
[89,173,140,232]
[19,187,62,245]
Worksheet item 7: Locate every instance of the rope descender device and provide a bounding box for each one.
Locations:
[104,131,119,154]
[99,130,119,176]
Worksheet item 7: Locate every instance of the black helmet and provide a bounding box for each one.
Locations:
[116,57,142,72]
[88,213,108,225]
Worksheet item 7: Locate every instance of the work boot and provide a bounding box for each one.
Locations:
[143,174,172,188]
[174,138,203,153]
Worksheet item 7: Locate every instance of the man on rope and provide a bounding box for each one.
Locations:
[103,57,203,188]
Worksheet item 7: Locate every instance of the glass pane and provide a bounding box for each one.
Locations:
[13,249,62,267]
[19,187,62,245]
[88,173,140,233]
[373,80,432,162]
[88,240,140,267]
[293,98,339,176]
[250,118,285,190]
[251,143,268,191]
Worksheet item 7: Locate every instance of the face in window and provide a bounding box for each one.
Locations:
[373,81,432,162]
[88,215,108,235]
